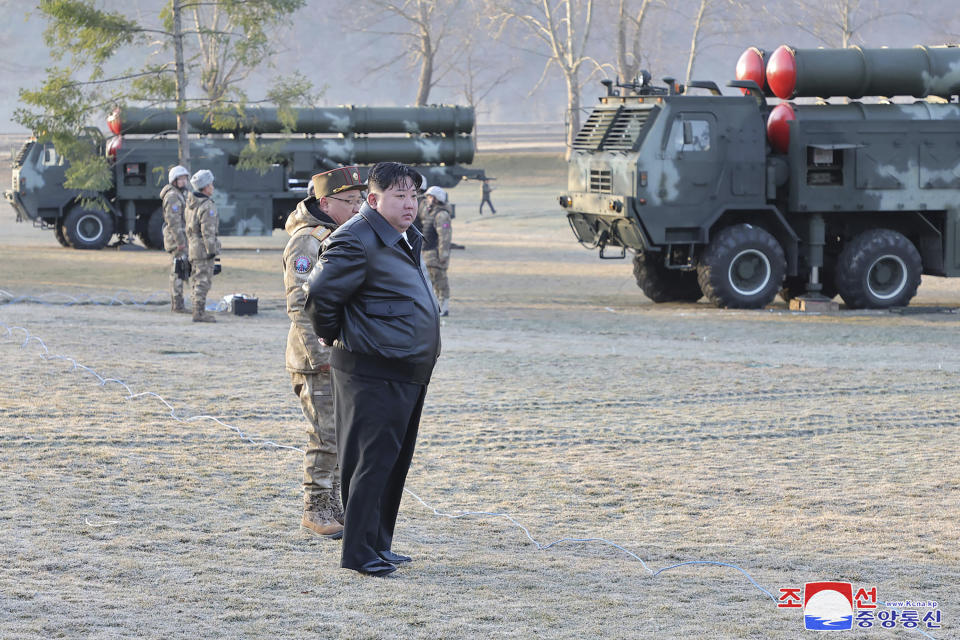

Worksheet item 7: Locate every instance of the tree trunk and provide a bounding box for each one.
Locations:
[685,0,708,85]
[173,0,190,169]
[565,69,581,160]
[616,0,629,83]
[415,39,433,106]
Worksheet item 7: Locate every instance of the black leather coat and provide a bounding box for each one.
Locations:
[305,204,441,384]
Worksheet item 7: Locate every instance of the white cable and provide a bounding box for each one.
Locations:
[0,289,167,307]
[0,318,942,638]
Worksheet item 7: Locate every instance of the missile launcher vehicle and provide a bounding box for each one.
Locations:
[560,45,960,309]
[6,105,482,250]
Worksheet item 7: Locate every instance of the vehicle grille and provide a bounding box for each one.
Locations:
[14,140,34,167]
[572,106,651,152]
[572,109,617,150]
[589,169,612,193]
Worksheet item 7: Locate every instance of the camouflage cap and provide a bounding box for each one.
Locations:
[311,166,366,199]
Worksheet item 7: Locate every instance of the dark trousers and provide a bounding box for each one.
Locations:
[331,368,427,570]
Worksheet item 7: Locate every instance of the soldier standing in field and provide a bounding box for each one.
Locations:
[185,169,220,323]
[161,165,190,313]
[282,167,366,539]
[421,185,453,316]
[479,177,496,215]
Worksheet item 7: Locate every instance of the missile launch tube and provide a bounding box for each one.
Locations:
[766,45,960,100]
[766,101,960,153]
[116,105,475,136]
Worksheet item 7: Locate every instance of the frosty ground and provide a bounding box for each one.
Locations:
[1,154,957,638]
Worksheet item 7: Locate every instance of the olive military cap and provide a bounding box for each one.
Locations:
[311,166,366,199]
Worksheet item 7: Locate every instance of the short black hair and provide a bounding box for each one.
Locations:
[367,162,423,193]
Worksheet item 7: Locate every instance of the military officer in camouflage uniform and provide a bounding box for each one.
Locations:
[422,185,453,316]
[185,169,220,323]
[161,165,190,313]
[283,166,366,539]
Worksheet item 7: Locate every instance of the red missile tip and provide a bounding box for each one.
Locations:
[766,103,795,154]
[766,45,797,100]
[735,47,765,95]
[107,108,122,136]
[106,135,123,158]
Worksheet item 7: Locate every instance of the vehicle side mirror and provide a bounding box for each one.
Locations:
[683,121,694,146]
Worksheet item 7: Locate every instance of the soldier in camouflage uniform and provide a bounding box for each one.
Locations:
[422,185,453,316]
[185,169,220,323]
[283,166,366,539]
[161,165,190,313]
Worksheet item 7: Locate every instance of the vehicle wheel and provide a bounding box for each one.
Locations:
[697,223,786,309]
[834,229,921,309]
[137,207,165,250]
[54,222,70,247]
[633,251,702,302]
[62,207,115,250]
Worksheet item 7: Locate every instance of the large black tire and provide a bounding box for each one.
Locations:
[138,207,165,250]
[834,229,921,309]
[54,222,70,247]
[62,207,115,250]
[633,251,702,302]
[697,224,786,309]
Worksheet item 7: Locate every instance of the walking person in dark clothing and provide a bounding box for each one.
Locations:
[479,177,496,214]
[305,162,441,577]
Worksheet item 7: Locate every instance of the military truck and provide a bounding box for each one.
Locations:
[6,105,481,250]
[560,45,960,309]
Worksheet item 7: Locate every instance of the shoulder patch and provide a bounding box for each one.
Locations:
[172,204,179,212]
[294,255,313,274]
[310,227,332,242]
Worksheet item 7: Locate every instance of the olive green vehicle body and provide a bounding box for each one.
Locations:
[5,105,481,250]
[561,54,960,309]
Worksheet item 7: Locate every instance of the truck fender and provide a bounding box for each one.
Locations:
[703,205,799,275]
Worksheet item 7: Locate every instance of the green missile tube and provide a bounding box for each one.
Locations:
[766,45,960,100]
[115,105,475,136]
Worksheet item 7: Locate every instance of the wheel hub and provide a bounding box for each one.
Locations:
[728,249,771,296]
[866,254,907,300]
[76,214,104,243]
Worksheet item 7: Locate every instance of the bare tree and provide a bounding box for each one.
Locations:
[683,0,745,85]
[773,0,916,48]
[615,0,661,84]
[491,0,598,155]
[350,0,462,105]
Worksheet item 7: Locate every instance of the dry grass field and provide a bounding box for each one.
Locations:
[1,152,958,639]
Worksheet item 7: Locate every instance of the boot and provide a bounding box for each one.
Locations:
[331,480,344,525]
[439,298,449,317]
[192,296,216,323]
[171,295,189,314]
[302,493,344,539]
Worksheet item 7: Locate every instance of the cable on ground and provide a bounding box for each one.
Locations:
[0,317,941,638]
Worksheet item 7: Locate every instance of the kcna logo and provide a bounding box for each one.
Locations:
[803,582,855,630]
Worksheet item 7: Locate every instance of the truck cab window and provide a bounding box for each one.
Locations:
[41,145,62,166]
[673,119,710,152]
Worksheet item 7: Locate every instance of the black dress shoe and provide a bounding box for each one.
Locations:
[378,549,412,564]
[354,559,397,577]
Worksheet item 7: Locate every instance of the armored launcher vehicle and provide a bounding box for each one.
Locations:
[6,105,481,250]
[560,46,960,309]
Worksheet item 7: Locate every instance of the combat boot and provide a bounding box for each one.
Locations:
[302,493,344,539]
[439,298,449,317]
[331,480,344,525]
[172,295,189,313]
[192,297,216,323]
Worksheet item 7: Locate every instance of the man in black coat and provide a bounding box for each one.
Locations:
[305,162,441,577]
